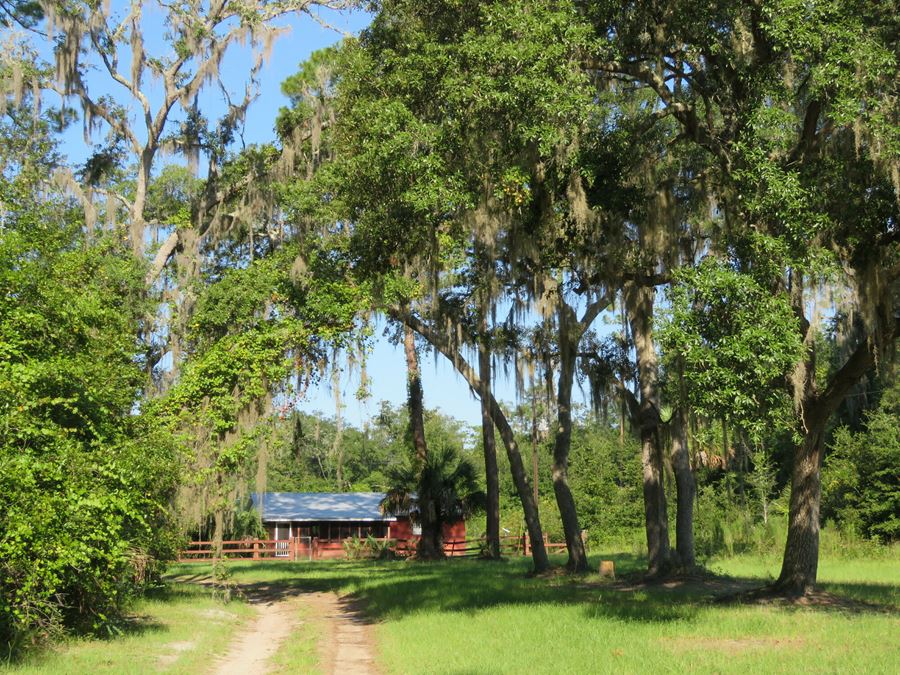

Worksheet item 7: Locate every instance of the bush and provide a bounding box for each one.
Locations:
[0,218,180,649]
[822,383,900,543]
[692,481,788,559]
[343,535,399,560]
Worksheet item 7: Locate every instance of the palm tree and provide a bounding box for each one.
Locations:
[382,445,485,559]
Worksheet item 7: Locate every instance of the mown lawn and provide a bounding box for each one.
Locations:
[6,549,898,674]
[182,549,899,674]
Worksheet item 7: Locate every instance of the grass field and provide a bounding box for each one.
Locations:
[4,584,255,674]
[6,549,898,674]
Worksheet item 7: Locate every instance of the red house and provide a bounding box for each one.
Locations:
[251,492,466,558]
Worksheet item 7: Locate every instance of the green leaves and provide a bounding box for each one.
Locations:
[0,212,178,643]
[822,380,900,542]
[659,259,803,435]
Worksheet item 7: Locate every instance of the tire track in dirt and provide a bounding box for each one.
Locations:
[304,591,380,675]
[202,582,379,675]
[212,592,305,675]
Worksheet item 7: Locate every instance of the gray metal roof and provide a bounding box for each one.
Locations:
[251,492,396,522]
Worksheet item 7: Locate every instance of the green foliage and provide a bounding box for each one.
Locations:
[342,535,398,560]
[822,380,900,542]
[144,165,201,230]
[659,259,803,438]
[265,403,472,495]
[567,424,644,542]
[382,445,485,533]
[0,0,42,28]
[329,0,595,278]
[693,482,787,559]
[0,142,178,646]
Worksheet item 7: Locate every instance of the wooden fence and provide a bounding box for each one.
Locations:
[179,533,566,562]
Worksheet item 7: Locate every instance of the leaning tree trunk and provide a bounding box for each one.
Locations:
[395,311,550,572]
[670,407,695,568]
[478,336,501,559]
[625,282,672,576]
[403,325,441,560]
[552,319,588,572]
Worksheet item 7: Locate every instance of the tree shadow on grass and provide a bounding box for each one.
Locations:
[164,553,898,627]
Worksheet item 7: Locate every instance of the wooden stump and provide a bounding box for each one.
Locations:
[599,560,616,579]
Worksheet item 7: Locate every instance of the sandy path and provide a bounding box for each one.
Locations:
[212,593,303,675]
[203,583,379,675]
[305,592,380,675]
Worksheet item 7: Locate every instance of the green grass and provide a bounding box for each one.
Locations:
[710,552,900,607]
[168,550,899,674]
[3,584,254,674]
[269,600,322,674]
[7,549,898,674]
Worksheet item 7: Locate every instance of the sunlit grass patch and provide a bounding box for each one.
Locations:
[12,550,897,674]
[6,584,253,674]
[167,550,900,674]
[269,600,322,674]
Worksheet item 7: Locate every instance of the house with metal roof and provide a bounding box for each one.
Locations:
[250,492,465,558]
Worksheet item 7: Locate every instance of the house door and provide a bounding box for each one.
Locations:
[274,523,292,557]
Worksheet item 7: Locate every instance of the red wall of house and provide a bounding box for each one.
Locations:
[442,520,466,556]
[389,519,412,540]
[388,518,466,556]
[263,518,468,559]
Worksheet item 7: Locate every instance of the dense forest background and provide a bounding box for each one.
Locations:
[1,0,896,650]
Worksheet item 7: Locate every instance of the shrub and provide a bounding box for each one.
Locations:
[822,383,900,543]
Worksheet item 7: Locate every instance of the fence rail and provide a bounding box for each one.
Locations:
[178,533,565,563]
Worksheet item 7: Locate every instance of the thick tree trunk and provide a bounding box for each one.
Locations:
[625,283,672,576]
[773,305,881,595]
[403,325,441,560]
[670,408,695,568]
[395,311,549,572]
[479,339,501,559]
[552,321,588,572]
[774,426,825,595]
[640,426,670,575]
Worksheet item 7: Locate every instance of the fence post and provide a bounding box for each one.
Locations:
[253,540,259,560]
[313,537,319,560]
[524,532,530,556]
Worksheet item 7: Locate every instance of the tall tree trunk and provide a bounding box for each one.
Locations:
[491,396,550,572]
[396,311,549,571]
[773,298,882,594]
[403,325,441,559]
[130,146,155,258]
[552,314,588,572]
[212,472,225,559]
[479,337,501,559]
[531,383,540,505]
[670,407,695,568]
[774,423,825,595]
[625,282,672,576]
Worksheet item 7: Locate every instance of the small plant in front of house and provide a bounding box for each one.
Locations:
[211,560,240,604]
